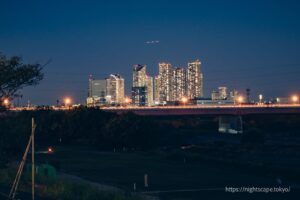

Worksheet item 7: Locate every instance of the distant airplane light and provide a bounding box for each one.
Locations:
[145,40,160,44]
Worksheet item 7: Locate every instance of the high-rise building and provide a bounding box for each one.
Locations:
[211,87,228,100]
[132,86,147,106]
[106,74,125,104]
[229,90,238,100]
[146,76,154,106]
[158,62,173,102]
[218,87,228,100]
[88,79,106,98]
[211,90,219,100]
[87,76,107,106]
[172,67,186,101]
[154,76,161,104]
[187,59,203,99]
[132,64,153,106]
[133,64,147,87]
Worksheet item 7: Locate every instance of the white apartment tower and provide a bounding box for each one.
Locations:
[158,62,173,102]
[187,59,203,99]
[106,74,125,104]
[146,76,154,106]
[154,76,161,104]
[172,67,186,101]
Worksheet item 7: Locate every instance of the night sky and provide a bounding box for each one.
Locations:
[1,0,300,105]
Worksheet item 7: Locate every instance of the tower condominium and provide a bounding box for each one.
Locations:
[106,74,125,104]
[187,59,203,99]
[158,62,173,103]
[132,64,154,106]
[172,67,186,101]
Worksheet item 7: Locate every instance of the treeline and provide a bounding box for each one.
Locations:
[0,108,221,165]
[0,108,160,163]
[1,107,300,165]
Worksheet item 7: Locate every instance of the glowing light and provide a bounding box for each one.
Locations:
[48,147,54,153]
[124,97,131,104]
[181,96,188,104]
[64,98,71,105]
[3,99,9,105]
[291,95,299,103]
[259,94,263,100]
[237,96,244,103]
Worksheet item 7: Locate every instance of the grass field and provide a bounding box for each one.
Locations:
[36,146,300,200]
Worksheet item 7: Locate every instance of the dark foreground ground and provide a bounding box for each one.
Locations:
[36,144,300,200]
[1,111,300,199]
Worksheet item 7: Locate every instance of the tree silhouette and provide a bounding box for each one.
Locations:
[0,53,44,102]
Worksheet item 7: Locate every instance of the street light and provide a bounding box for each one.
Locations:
[3,98,9,106]
[64,97,72,108]
[181,96,188,106]
[124,97,131,104]
[291,95,299,104]
[237,96,244,104]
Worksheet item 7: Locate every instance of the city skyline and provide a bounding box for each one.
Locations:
[89,59,203,106]
[1,2,300,200]
[1,0,300,105]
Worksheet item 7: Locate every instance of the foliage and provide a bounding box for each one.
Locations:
[0,53,43,100]
[0,108,163,164]
[1,110,300,165]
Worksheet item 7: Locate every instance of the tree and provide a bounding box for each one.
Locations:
[0,53,44,102]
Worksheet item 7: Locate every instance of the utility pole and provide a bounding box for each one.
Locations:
[31,118,36,200]
[8,118,36,200]
[8,136,32,199]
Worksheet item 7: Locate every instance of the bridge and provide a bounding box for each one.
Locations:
[102,104,300,116]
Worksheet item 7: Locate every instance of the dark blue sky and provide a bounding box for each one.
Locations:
[1,0,300,105]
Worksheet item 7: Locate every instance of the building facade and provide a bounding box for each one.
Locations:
[106,74,125,105]
[146,76,154,106]
[211,87,228,100]
[218,87,228,100]
[187,60,203,99]
[132,64,154,106]
[87,77,107,106]
[158,62,173,103]
[172,67,186,101]
[132,87,147,106]
[132,64,147,87]
[154,76,161,104]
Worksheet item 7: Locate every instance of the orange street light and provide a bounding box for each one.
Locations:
[64,97,71,105]
[237,96,244,104]
[3,98,9,106]
[291,95,299,103]
[124,97,131,104]
[181,96,188,105]
[64,98,72,109]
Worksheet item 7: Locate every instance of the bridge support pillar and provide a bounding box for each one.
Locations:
[218,116,243,134]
